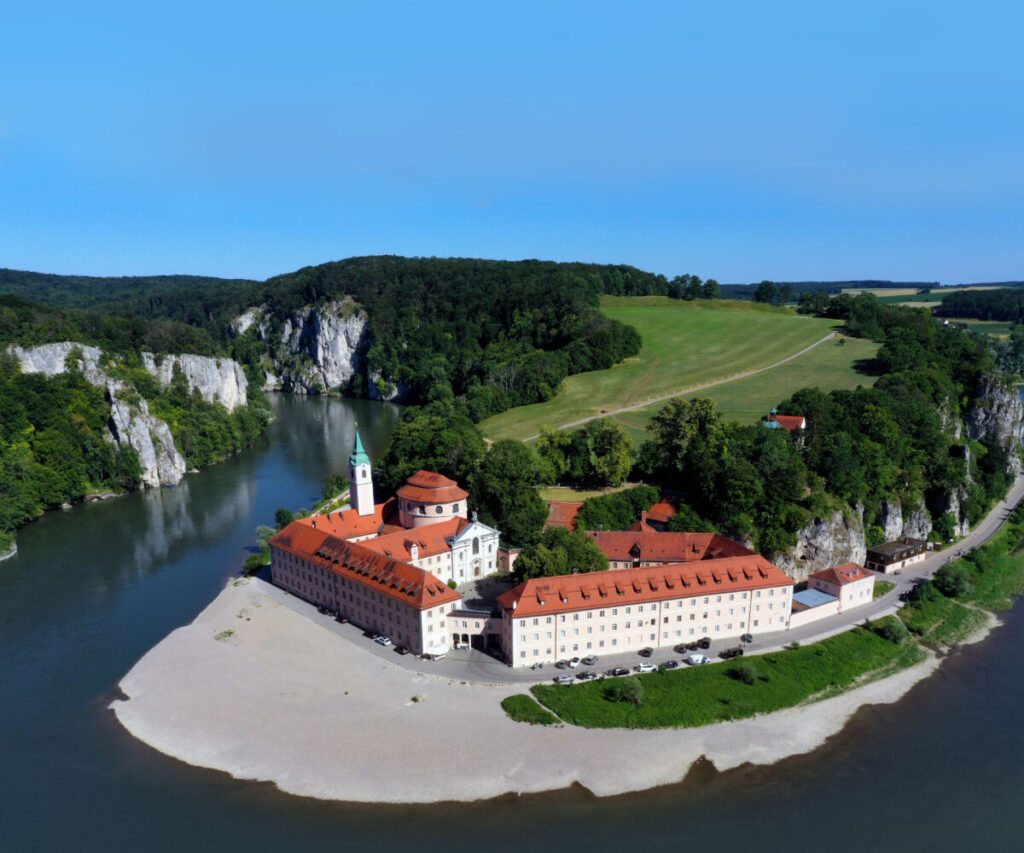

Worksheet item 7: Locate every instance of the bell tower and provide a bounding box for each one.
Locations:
[348,425,375,516]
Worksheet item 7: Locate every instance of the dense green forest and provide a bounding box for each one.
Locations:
[934,287,1024,322]
[1,257,673,421]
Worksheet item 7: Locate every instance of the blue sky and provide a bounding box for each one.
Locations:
[2,1,1022,283]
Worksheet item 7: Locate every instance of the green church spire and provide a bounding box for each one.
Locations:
[349,424,371,467]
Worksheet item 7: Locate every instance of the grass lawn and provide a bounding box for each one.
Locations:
[530,625,922,729]
[538,484,633,503]
[481,297,839,442]
[500,694,561,725]
[606,335,878,445]
[874,580,896,599]
[897,595,988,646]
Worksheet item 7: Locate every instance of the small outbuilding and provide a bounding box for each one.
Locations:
[865,538,927,574]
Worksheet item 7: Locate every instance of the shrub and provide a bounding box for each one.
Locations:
[870,615,909,644]
[604,677,644,706]
[731,663,758,685]
[447,579,458,590]
[934,562,973,599]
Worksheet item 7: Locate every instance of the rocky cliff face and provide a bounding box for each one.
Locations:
[231,300,400,398]
[878,497,933,541]
[140,353,247,411]
[773,505,867,583]
[966,376,1024,472]
[8,342,248,488]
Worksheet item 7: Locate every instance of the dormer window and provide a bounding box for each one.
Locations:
[435,505,443,514]
[453,503,459,513]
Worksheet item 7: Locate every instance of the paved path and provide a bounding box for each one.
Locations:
[523,330,837,440]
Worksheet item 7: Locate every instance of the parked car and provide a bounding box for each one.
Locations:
[394,645,410,655]
[697,636,711,649]
[719,647,743,659]
[576,670,598,681]
[374,635,393,647]
[639,647,654,657]
[568,657,581,668]
[606,667,630,677]
[335,614,349,624]
[364,630,379,640]
[634,663,657,673]
[741,633,753,644]
[688,654,710,665]
[582,655,599,666]
[554,674,575,685]
[662,659,680,670]
[555,660,569,669]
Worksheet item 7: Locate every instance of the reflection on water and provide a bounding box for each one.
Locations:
[2,393,1024,853]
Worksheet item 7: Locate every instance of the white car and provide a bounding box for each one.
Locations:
[688,654,710,665]
[568,657,581,668]
[374,635,392,647]
[554,674,575,685]
[634,663,657,673]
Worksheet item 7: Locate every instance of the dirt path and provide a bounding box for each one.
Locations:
[524,331,837,440]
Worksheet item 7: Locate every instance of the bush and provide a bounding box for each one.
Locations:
[934,562,974,599]
[447,579,458,590]
[731,663,758,685]
[604,677,644,706]
[869,616,909,644]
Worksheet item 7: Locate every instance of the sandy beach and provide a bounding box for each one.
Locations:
[111,576,959,804]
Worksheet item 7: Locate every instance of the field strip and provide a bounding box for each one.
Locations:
[523,331,837,440]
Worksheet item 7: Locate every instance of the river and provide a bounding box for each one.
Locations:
[1,394,1023,851]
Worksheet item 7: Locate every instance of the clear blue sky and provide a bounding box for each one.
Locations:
[2,1,1022,283]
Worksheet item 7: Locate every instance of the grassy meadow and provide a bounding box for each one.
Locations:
[530,624,922,729]
[481,297,841,442]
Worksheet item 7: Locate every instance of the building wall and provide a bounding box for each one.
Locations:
[270,544,456,655]
[865,551,926,574]
[501,584,792,666]
[399,497,464,529]
[810,574,875,610]
[789,598,841,628]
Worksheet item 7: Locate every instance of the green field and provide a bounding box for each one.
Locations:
[530,624,922,729]
[481,297,840,442]
[606,335,877,444]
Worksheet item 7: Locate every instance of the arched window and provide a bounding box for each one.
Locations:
[453,503,459,513]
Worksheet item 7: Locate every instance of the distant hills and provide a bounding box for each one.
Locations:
[719,280,1024,300]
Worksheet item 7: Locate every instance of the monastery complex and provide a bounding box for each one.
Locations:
[269,431,880,666]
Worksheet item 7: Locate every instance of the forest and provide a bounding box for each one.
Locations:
[934,287,1024,323]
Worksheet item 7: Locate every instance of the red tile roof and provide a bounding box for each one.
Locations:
[544,501,583,531]
[627,518,658,533]
[810,562,872,586]
[270,522,462,610]
[774,414,806,433]
[645,497,679,524]
[359,517,469,562]
[585,531,754,563]
[497,556,793,619]
[297,497,402,540]
[396,470,468,504]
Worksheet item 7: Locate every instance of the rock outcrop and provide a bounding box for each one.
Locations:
[141,353,247,411]
[966,376,1024,472]
[231,300,399,398]
[878,497,933,542]
[8,342,248,489]
[774,505,867,583]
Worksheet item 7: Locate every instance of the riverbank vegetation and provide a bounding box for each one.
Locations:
[530,621,923,729]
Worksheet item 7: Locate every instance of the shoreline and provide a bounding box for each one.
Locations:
[109,576,973,805]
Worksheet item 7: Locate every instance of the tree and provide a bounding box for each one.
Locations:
[753,281,778,304]
[934,562,973,598]
[274,507,295,529]
[777,283,794,305]
[584,419,633,487]
[511,527,609,583]
[637,397,723,485]
[702,278,720,300]
[471,439,548,547]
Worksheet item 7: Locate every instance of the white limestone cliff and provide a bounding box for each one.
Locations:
[7,342,248,488]
[774,505,867,583]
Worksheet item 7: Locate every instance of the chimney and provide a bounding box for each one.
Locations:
[641,510,648,523]
[311,519,317,529]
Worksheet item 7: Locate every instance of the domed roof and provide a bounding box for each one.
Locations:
[396,470,468,503]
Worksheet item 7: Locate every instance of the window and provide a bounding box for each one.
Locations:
[435,505,443,514]
[453,503,459,513]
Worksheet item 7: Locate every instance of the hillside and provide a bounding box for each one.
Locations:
[480,297,841,442]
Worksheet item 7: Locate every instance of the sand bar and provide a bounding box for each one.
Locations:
[111,577,951,804]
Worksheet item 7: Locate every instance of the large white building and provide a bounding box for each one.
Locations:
[269,430,501,654]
